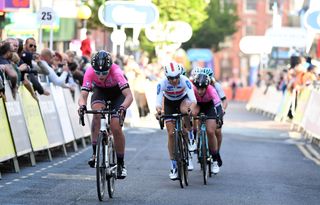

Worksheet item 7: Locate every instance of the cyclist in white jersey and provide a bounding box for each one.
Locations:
[156,62,197,180]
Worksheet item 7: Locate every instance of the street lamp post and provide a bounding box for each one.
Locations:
[77,4,92,40]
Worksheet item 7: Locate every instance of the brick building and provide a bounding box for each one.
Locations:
[214,0,297,86]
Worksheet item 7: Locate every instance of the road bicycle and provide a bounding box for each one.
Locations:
[79,101,122,201]
[194,113,212,185]
[159,113,189,188]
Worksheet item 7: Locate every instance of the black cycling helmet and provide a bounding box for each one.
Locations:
[193,73,210,88]
[91,50,113,72]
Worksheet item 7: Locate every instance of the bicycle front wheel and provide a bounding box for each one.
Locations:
[201,130,208,185]
[182,135,189,186]
[107,136,116,198]
[174,131,184,188]
[96,132,106,201]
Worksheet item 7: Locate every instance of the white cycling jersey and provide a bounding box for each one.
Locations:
[214,81,226,101]
[156,75,197,108]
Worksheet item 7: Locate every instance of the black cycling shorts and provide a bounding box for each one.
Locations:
[91,86,125,118]
[197,101,217,119]
[164,95,187,119]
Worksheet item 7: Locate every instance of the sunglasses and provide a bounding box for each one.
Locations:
[167,75,180,80]
[94,70,109,76]
[29,44,37,49]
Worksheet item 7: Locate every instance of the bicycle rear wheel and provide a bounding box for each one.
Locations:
[96,132,106,201]
[201,130,209,185]
[107,136,116,198]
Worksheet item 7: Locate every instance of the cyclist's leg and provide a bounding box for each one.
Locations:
[180,98,196,151]
[110,94,127,179]
[215,104,224,166]
[204,102,220,174]
[164,97,179,180]
[206,119,219,174]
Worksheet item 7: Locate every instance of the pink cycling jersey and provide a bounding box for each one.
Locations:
[193,84,221,106]
[81,64,129,91]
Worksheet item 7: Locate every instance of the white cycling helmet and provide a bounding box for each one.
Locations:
[164,62,182,77]
[201,67,214,78]
[191,66,202,78]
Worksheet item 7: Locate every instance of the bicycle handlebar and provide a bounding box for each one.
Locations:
[79,109,124,127]
[158,113,191,130]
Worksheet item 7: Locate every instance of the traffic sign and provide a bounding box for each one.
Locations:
[303,9,320,32]
[265,27,307,48]
[187,49,212,62]
[37,7,56,25]
[145,21,192,43]
[239,36,272,54]
[98,1,159,28]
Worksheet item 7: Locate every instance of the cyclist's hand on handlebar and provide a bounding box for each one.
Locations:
[118,106,126,126]
[78,105,87,126]
[78,105,87,116]
[155,111,163,120]
[187,107,193,117]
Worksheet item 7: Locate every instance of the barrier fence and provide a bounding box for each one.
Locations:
[247,85,320,143]
[0,79,92,179]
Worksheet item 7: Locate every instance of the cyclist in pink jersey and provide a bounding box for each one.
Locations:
[78,50,133,179]
[192,73,220,174]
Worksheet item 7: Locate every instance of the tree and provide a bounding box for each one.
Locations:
[139,0,208,57]
[85,0,112,32]
[183,0,239,51]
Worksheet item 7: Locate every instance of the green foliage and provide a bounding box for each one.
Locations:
[183,0,239,51]
[86,0,112,32]
[139,0,208,57]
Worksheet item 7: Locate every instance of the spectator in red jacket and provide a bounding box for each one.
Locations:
[80,30,92,60]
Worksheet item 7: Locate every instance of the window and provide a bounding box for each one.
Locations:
[245,25,256,35]
[245,0,257,11]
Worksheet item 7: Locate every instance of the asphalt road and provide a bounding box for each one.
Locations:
[1,102,319,205]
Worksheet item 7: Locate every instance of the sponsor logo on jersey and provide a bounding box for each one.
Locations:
[157,84,161,95]
[186,80,192,89]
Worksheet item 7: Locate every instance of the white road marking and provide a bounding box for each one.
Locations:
[306,144,320,160]
[297,144,320,165]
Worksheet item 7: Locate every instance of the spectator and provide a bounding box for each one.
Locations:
[302,64,317,87]
[0,42,18,99]
[37,48,71,88]
[21,37,50,96]
[80,30,92,60]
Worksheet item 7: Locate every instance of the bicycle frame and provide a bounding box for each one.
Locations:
[196,113,212,185]
[160,113,189,188]
[81,102,118,201]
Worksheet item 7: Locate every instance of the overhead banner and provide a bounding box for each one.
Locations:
[4,82,32,156]
[19,86,49,151]
[38,83,65,148]
[0,98,16,162]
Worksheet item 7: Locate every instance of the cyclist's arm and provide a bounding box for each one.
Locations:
[78,90,89,107]
[156,80,165,112]
[120,87,133,109]
[214,82,228,110]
